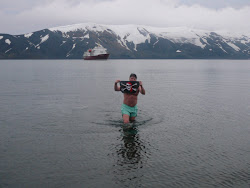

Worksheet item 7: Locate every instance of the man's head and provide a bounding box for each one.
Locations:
[129,73,137,81]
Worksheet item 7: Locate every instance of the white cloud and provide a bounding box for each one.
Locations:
[178,0,250,9]
[0,0,250,34]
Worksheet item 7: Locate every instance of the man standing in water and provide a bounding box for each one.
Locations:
[114,73,146,124]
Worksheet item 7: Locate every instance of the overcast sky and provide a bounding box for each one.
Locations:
[1,0,250,34]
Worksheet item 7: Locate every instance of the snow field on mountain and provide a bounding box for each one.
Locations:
[40,34,49,44]
[5,39,11,45]
[49,23,249,51]
[24,33,33,38]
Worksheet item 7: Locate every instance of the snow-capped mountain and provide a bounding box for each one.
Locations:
[1,23,250,59]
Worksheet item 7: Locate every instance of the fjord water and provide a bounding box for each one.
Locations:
[0,60,249,187]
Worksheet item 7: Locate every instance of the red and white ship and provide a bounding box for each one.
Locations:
[83,45,109,60]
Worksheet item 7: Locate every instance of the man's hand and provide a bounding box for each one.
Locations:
[139,81,143,86]
[115,80,121,84]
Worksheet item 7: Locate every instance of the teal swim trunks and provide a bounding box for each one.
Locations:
[121,104,138,117]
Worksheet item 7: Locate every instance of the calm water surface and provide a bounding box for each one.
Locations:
[0,60,249,187]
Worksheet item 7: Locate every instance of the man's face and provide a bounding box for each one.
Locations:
[129,76,137,81]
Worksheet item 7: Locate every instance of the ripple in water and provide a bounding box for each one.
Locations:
[91,106,164,129]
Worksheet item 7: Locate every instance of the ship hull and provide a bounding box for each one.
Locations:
[84,54,109,60]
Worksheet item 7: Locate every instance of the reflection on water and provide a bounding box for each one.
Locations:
[111,125,149,187]
[118,127,141,166]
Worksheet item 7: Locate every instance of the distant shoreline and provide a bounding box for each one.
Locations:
[1,58,250,60]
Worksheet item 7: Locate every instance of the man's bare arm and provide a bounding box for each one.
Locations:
[139,81,145,95]
[114,80,121,91]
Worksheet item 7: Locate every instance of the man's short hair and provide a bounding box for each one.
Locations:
[130,73,137,79]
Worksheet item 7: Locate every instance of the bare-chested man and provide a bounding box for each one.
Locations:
[114,73,146,124]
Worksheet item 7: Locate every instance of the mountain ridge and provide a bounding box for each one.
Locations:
[1,23,250,59]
